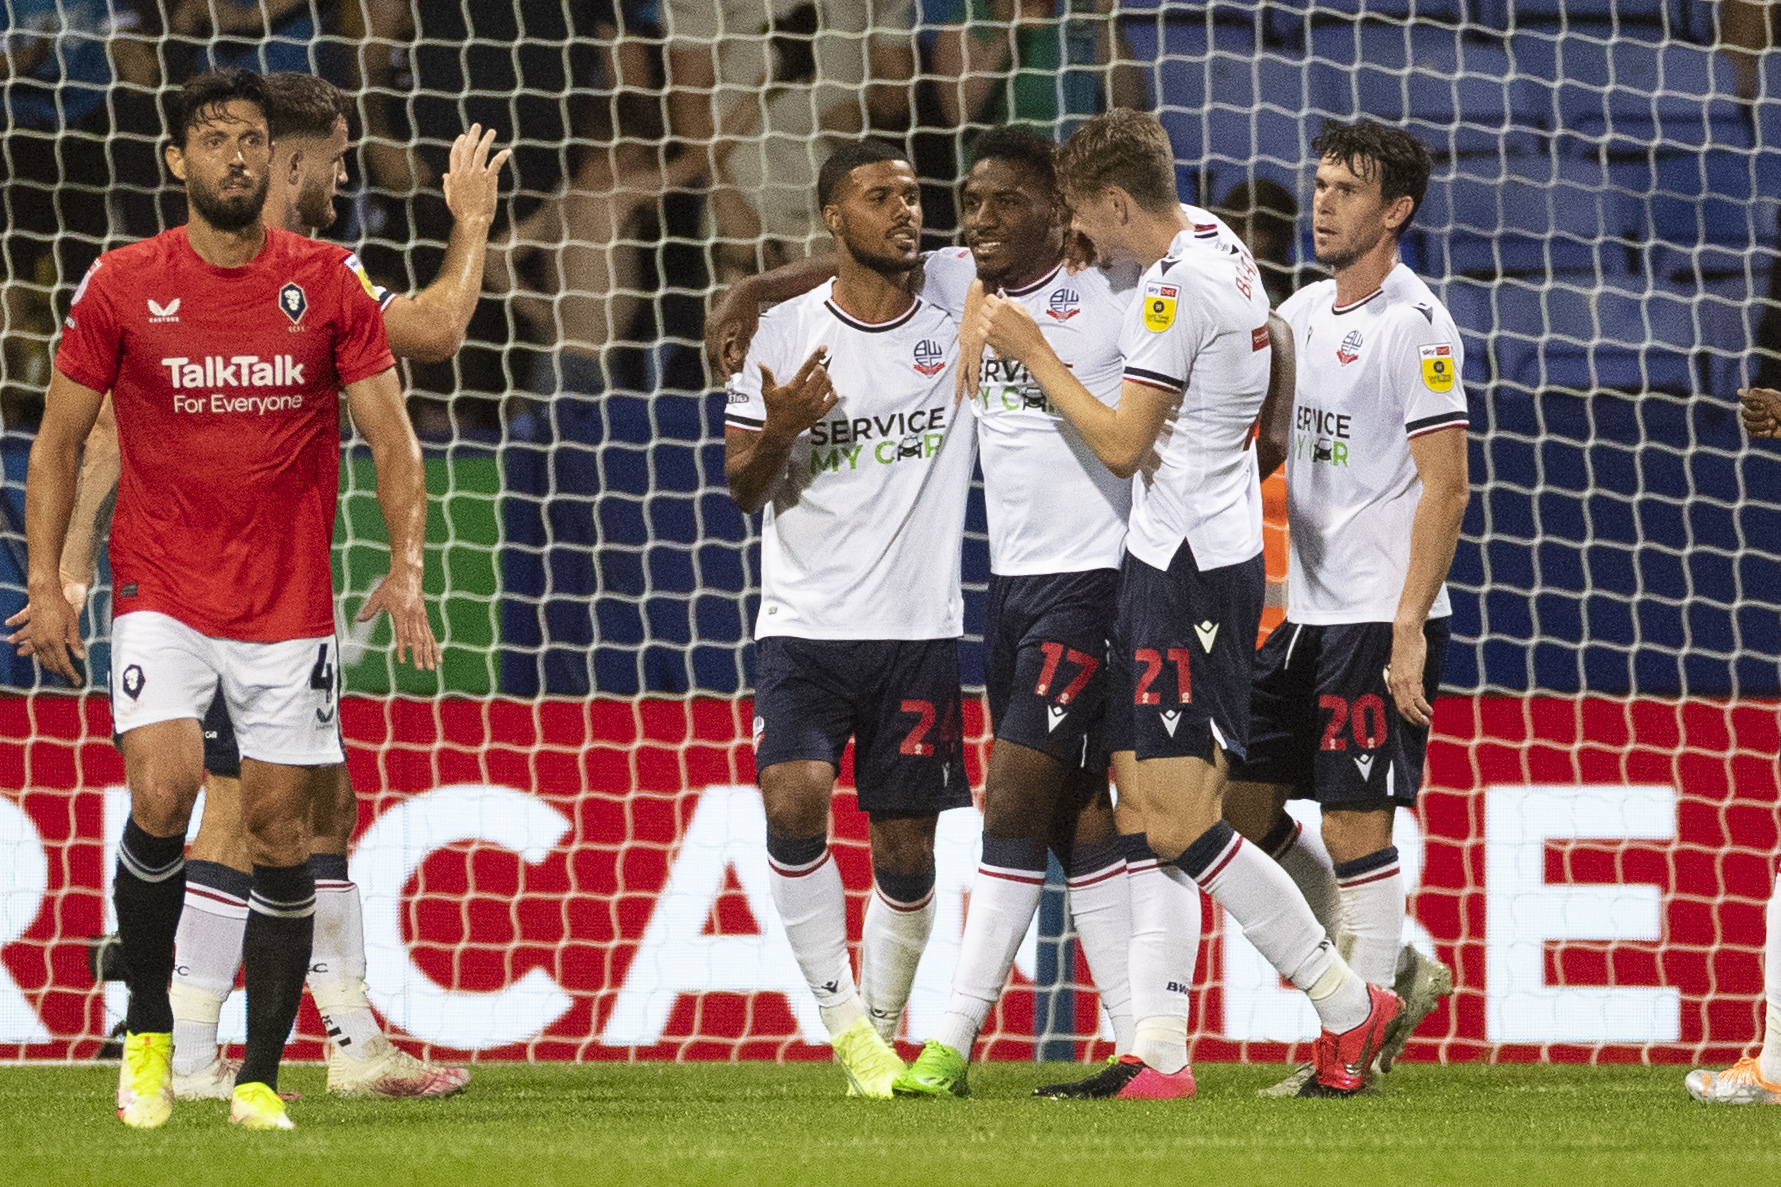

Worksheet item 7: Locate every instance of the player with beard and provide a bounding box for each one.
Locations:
[890,126,1142,1097]
[10,69,436,1130]
[1223,122,1466,1096]
[978,109,1397,1099]
[724,140,973,1097]
[48,72,507,1102]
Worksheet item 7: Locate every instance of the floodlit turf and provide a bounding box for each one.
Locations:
[3,1061,1778,1186]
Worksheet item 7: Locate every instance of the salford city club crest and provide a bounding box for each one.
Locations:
[1420,343,1456,391]
[1337,329,1363,365]
[279,282,308,325]
[912,339,946,376]
[1142,282,1178,332]
[1046,288,1080,320]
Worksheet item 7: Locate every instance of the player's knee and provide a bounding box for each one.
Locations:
[243,812,309,867]
[1321,805,1395,865]
[1224,780,1291,845]
[759,760,833,839]
[126,764,204,835]
[867,813,937,874]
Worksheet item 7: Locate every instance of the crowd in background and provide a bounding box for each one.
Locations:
[0,0,1216,440]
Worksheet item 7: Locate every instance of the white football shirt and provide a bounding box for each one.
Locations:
[1276,262,1468,624]
[725,280,973,640]
[1117,206,1274,573]
[961,258,1135,574]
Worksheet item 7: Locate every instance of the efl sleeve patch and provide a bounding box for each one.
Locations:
[343,252,380,302]
[1142,281,1179,333]
[1419,343,1456,392]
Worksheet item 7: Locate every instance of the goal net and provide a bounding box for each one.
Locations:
[2,0,1778,1067]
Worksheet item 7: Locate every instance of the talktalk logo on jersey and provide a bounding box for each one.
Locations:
[912,339,946,377]
[1337,329,1363,365]
[1046,288,1080,320]
[163,355,309,414]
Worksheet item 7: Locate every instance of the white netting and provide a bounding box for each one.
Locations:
[2,0,1777,1064]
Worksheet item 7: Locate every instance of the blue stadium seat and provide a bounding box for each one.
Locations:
[1308,22,1551,151]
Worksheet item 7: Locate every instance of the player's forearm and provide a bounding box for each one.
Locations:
[1393,469,1468,631]
[725,428,798,515]
[370,435,428,585]
[387,219,490,363]
[742,256,838,308]
[1026,351,1146,477]
[24,431,84,596]
[1255,314,1294,480]
[59,419,120,588]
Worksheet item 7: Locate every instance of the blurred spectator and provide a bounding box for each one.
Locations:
[663,0,918,283]
[911,0,1144,241]
[1214,177,1302,306]
[2,0,161,429]
[1719,0,1771,102]
[482,128,727,402]
[170,0,327,75]
[925,0,1145,134]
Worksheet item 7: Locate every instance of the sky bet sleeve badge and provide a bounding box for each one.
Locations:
[1143,281,1178,332]
[344,252,380,301]
[1420,343,1456,392]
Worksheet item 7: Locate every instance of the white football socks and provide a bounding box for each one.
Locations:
[170,861,248,1076]
[932,838,1046,1055]
[307,856,382,1059]
[1334,846,1404,987]
[766,840,860,1040]
[1180,822,1369,1034]
[1066,841,1135,1056]
[859,872,936,1042]
[1123,834,1198,1074]
[1266,816,1342,944]
[1762,870,1781,1083]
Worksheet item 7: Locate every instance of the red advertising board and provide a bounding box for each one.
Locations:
[1,694,1775,1064]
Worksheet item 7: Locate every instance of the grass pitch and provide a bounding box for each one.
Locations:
[3,1062,1776,1187]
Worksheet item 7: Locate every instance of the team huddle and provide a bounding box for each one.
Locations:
[717,111,1467,1100]
[9,66,1780,1134]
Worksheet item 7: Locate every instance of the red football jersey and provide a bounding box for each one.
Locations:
[55,226,396,642]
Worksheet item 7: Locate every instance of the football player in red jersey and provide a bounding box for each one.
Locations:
[44,72,507,1103]
[11,68,435,1132]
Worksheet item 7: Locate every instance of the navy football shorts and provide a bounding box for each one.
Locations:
[752,636,970,818]
[1230,617,1451,809]
[1104,544,1265,764]
[983,569,1117,772]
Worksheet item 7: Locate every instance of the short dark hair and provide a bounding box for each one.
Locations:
[1216,178,1297,240]
[817,139,909,209]
[1055,109,1178,214]
[1311,119,1432,233]
[970,125,1059,196]
[262,72,351,142]
[174,68,268,147]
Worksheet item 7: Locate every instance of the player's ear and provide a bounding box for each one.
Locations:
[164,142,186,182]
[285,146,305,186]
[1383,193,1415,233]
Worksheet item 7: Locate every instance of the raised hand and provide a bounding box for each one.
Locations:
[760,349,838,438]
[977,291,1048,367]
[442,124,513,230]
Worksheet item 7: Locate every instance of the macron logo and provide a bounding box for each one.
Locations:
[1159,710,1181,737]
[1194,620,1220,652]
[1046,705,1068,733]
[147,298,181,323]
[1353,754,1375,779]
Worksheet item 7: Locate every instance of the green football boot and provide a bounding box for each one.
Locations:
[892,1039,970,1098]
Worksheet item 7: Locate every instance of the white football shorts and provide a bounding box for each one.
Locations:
[110,610,345,767]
